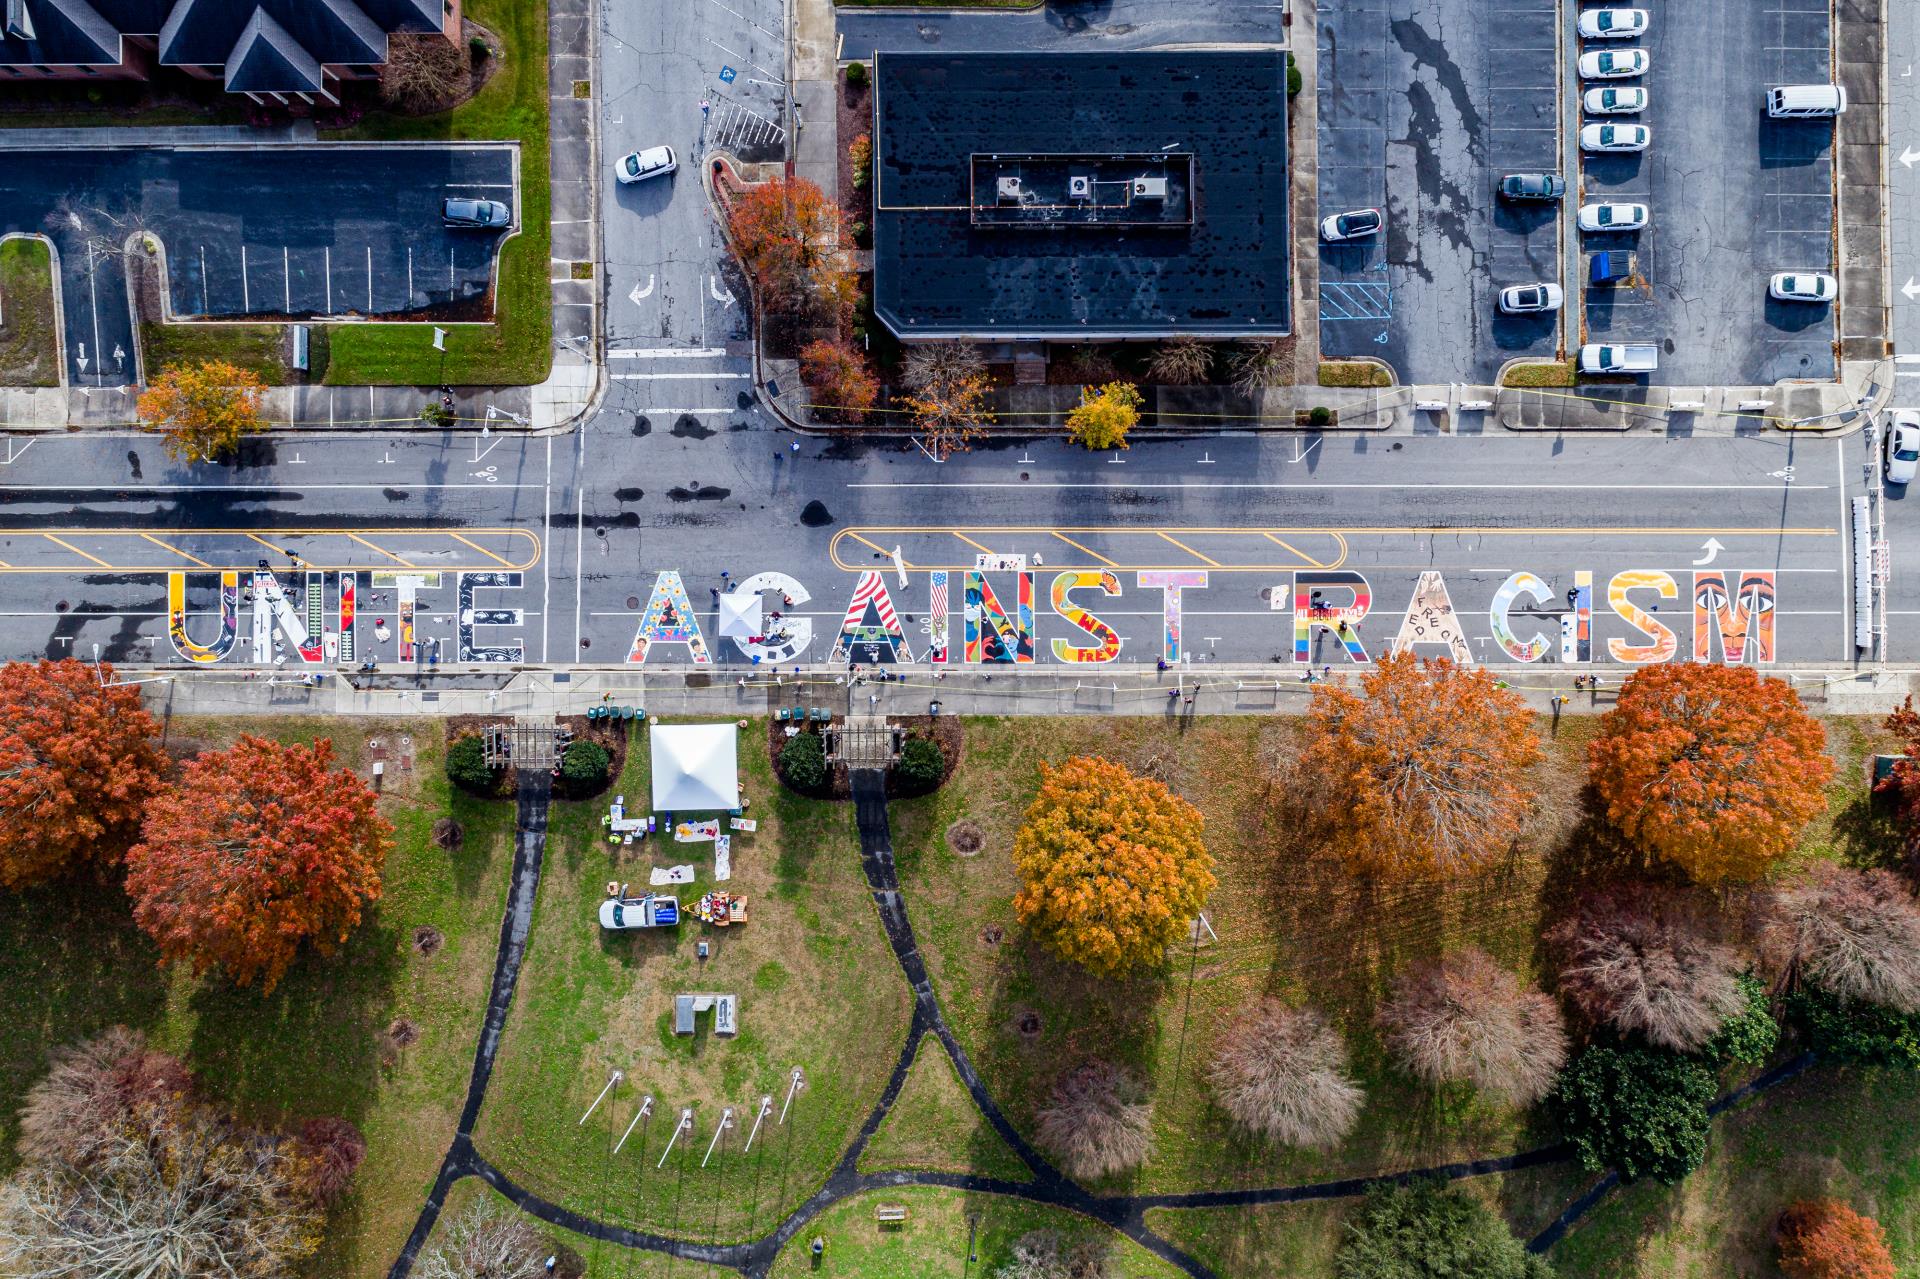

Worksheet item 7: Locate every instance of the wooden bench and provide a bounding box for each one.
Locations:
[874,1202,909,1225]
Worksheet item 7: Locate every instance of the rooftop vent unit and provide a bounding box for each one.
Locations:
[996,176,1023,203]
[1131,176,1169,201]
[5,0,34,41]
[1067,174,1093,201]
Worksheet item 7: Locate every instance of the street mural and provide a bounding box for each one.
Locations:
[159,563,1785,670]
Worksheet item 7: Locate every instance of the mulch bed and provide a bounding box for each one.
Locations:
[764,710,965,801]
[836,75,874,246]
[444,713,630,799]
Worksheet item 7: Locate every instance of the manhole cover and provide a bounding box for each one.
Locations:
[947,820,985,857]
[626,595,640,609]
[581,638,592,649]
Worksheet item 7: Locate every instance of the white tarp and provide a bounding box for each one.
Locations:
[716,590,763,638]
[650,722,740,812]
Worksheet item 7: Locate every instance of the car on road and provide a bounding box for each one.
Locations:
[1578,201,1649,231]
[1584,86,1648,114]
[1498,283,1564,314]
[1579,49,1649,78]
[1320,208,1383,242]
[1578,7,1648,37]
[1581,123,1651,152]
[616,146,678,184]
[599,894,680,929]
[1768,271,1837,303]
[442,197,511,229]
[1887,412,1920,485]
[1498,173,1566,201]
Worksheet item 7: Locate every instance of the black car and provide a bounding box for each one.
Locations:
[1497,173,1566,201]
[442,197,511,229]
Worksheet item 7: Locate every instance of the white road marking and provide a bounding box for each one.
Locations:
[199,246,209,314]
[848,481,1830,491]
[325,246,332,315]
[573,419,587,654]
[611,372,751,380]
[367,246,374,310]
[544,434,553,664]
[241,245,250,312]
[283,246,291,313]
[608,346,727,358]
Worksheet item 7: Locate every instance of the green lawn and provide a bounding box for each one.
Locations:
[322,0,553,387]
[769,1187,1185,1278]
[470,719,914,1243]
[858,1031,1030,1181]
[142,320,303,385]
[0,716,518,1279]
[0,237,58,386]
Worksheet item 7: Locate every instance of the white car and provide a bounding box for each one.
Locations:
[1320,208,1383,242]
[1578,201,1649,231]
[1579,49,1649,78]
[1768,271,1836,303]
[1579,8,1648,37]
[1584,86,1647,114]
[1498,283,1564,314]
[1581,123,1651,152]
[1887,411,1920,486]
[615,146,678,184]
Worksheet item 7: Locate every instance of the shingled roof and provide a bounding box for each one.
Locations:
[2,0,443,77]
[0,0,121,66]
[222,5,319,92]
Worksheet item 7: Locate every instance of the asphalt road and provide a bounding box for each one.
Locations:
[0,144,517,389]
[0,425,1891,670]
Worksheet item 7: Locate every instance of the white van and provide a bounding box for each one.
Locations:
[1767,85,1846,118]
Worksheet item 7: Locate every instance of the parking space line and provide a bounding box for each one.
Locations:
[367,246,374,311]
[282,247,290,313]
[199,246,208,314]
[325,246,332,315]
[241,244,250,313]
[407,247,414,305]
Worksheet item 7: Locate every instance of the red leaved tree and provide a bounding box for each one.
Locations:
[1875,696,1920,873]
[1545,885,1745,1052]
[1759,865,1920,1012]
[1777,1200,1896,1279]
[124,735,394,992]
[1588,664,1831,883]
[798,338,878,423]
[1301,653,1542,880]
[0,658,166,889]
[726,177,855,324]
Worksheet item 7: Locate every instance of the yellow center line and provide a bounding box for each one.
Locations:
[840,531,903,564]
[43,535,112,569]
[448,533,516,568]
[139,534,215,570]
[1049,532,1120,567]
[347,533,418,569]
[1155,532,1222,567]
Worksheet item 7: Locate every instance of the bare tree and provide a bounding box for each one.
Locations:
[380,33,473,113]
[1759,865,1920,1012]
[1377,948,1568,1104]
[1229,339,1289,393]
[296,1117,367,1208]
[994,1230,1112,1279]
[903,341,986,393]
[1546,886,1746,1051]
[1147,338,1212,386]
[416,1199,549,1279]
[1208,1000,1363,1148]
[1033,1061,1154,1180]
[0,1103,319,1277]
[16,1026,191,1170]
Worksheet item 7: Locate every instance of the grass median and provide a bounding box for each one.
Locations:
[0,237,59,387]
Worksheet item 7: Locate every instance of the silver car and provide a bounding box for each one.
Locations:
[442,197,511,229]
[1583,86,1648,114]
[1887,412,1920,486]
[1581,123,1651,152]
[1498,283,1564,314]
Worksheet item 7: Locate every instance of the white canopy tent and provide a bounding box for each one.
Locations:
[650,723,740,812]
[716,590,763,639]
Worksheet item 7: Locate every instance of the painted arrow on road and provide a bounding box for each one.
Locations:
[629,274,655,306]
[710,275,736,307]
[1693,537,1726,565]
[1903,278,1920,301]
[1901,146,1920,168]
[76,343,88,372]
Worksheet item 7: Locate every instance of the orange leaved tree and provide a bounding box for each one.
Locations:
[125,735,393,992]
[1588,663,1831,883]
[1012,756,1214,978]
[1777,1200,1896,1279]
[1301,653,1542,879]
[798,338,878,423]
[726,177,855,323]
[0,658,165,889]
[136,360,267,462]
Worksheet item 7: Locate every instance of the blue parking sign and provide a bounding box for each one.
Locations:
[719,65,737,83]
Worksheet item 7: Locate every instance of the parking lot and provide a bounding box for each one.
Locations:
[1577,0,1836,385]
[1317,0,1561,383]
[0,144,517,387]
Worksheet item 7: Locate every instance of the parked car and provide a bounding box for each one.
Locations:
[1498,173,1566,201]
[1578,201,1649,231]
[616,146,678,184]
[1579,49,1649,78]
[1578,8,1648,37]
[598,894,681,929]
[1579,343,1659,374]
[1581,123,1651,152]
[1498,283,1564,314]
[1887,411,1920,485]
[442,198,511,229]
[1320,208,1383,242]
[1768,271,1837,303]
[1584,86,1648,114]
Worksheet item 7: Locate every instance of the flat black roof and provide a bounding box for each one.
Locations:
[872,51,1290,341]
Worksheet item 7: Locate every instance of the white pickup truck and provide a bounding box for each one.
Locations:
[1578,343,1659,374]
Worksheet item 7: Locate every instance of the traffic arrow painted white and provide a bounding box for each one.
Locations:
[629,273,654,305]
[76,343,88,372]
[710,274,736,307]
[1693,537,1726,566]
[111,344,125,365]
[1901,146,1920,168]
[1904,277,1920,301]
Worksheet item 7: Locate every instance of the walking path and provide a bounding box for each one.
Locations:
[377,759,1838,1276]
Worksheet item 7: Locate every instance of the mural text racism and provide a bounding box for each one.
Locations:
[165,566,1778,667]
